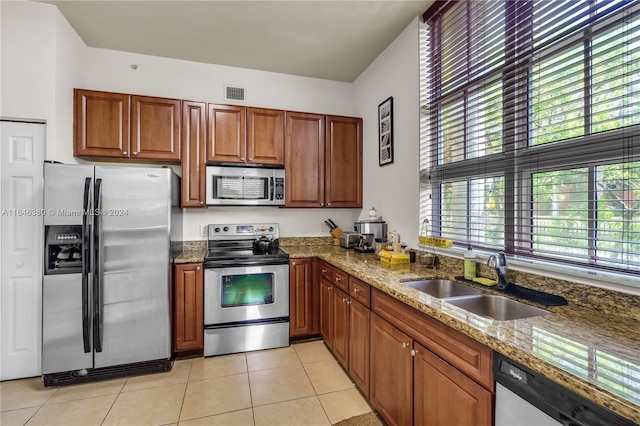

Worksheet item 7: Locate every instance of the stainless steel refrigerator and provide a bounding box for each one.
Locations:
[42,163,182,386]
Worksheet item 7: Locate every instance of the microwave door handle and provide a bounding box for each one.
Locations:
[270,177,274,201]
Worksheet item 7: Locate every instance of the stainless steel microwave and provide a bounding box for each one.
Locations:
[205,165,285,206]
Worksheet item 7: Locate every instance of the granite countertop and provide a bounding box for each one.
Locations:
[283,244,640,424]
[173,240,639,423]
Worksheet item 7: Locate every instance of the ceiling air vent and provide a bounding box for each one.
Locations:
[224,85,245,103]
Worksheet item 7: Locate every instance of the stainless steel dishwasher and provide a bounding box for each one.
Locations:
[493,353,635,426]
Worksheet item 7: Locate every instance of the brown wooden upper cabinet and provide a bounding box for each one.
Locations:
[74,89,181,161]
[285,113,362,208]
[207,104,284,166]
[181,101,207,208]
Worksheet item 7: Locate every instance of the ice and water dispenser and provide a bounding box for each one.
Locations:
[44,225,83,275]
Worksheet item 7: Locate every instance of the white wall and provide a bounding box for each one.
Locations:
[354,17,421,246]
[1,1,364,240]
[0,0,87,162]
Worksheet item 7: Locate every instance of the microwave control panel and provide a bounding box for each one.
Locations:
[274,177,284,201]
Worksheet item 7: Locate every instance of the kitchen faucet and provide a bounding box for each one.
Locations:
[487,251,510,290]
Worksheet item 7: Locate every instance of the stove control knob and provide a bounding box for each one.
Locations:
[214,227,221,233]
[269,226,274,232]
[223,227,229,232]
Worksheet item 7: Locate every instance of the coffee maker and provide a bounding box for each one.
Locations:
[353,220,388,240]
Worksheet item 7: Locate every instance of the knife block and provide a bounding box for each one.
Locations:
[330,227,342,246]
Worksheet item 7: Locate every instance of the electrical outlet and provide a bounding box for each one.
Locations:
[200,225,208,238]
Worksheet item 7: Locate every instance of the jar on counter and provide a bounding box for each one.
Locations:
[375,238,387,255]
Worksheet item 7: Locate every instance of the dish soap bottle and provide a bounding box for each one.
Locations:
[464,245,476,280]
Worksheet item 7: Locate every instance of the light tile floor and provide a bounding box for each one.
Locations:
[0,340,374,425]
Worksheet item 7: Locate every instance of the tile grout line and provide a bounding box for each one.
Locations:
[99,377,129,425]
[243,353,257,426]
[293,343,334,425]
[176,358,194,425]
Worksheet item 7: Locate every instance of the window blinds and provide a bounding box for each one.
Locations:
[421,0,640,274]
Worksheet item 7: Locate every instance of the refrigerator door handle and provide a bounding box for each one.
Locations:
[82,177,92,353]
[93,178,103,353]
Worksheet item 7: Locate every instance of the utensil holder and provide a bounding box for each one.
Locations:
[330,227,342,246]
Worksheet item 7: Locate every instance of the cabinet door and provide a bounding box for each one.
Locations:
[348,299,370,397]
[285,112,325,207]
[131,95,181,161]
[325,116,362,208]
[174,263,204,352]
[319,276,334,346]
[370,313,413,426]
[74,89,130,158]
[414,342,492,426]
[247,108,284,165]
[332,287,350,368]
[289,259,313,338]
[181,101,206,208]
[207,104,246,163]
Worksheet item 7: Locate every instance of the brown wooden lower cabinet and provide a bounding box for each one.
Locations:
[348,298,370,397]
[319,276,334,346]
[414,341,493,426]
[289,258,316,338]
[173,263,204,352]
[331,287,350,368]
[370,313,413,426]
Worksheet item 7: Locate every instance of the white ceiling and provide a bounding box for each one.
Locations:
[39,0,432,82]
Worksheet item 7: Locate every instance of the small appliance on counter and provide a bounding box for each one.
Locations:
[354,233,375,254]
[340,232,360,249]
[354,220,387,240]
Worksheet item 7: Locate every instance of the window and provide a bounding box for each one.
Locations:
[421,0,640,279]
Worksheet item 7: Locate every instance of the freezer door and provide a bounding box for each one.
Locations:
[42,274,93,374]
[93,166,172,367]
[44,163,94,226]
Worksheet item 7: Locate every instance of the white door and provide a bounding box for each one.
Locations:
[0,120,46,380]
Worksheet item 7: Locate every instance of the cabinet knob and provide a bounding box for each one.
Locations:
[16,261,24,268]
[321,268,327,273]
[240,157,245,161]
[320,202,324,206]
[342,298,348,303]
[335,276,341,282]
[328,286,333,291]
[123,151,128,155]
[200,201,204,205]
[402,342,409,349]
[353,288,360,293]
[411,349,419,356]
[346,300,352,305]
[249,157,253,161]
[133,151,138,155]
[327,203,332,206]
[292,262,296,265]
[196,266,201,270]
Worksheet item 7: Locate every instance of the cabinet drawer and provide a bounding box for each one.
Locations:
[372,289,493,390]
[318,260,333,282]
[333,268,349,292]
[348,276,371,308]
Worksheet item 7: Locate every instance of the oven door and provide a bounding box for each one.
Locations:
[204,264,289,325]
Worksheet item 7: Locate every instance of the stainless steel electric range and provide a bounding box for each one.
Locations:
[203,223,290,357]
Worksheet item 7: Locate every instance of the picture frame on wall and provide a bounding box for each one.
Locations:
[378,96,393,166]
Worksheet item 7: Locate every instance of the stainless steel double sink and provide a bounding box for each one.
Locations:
[403,279,551,320]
